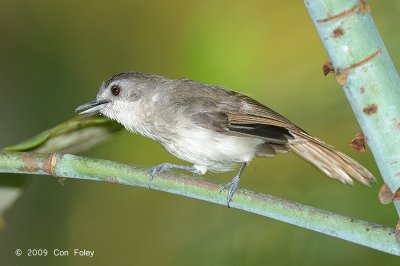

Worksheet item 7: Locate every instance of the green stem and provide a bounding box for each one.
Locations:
[304,0,400,212]
[0,150,398,255]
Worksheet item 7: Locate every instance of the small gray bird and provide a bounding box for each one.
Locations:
[76,72,376,204]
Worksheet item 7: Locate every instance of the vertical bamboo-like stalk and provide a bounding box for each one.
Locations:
[304,0,400,213]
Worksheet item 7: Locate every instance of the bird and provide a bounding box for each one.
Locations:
[76,72,376,205]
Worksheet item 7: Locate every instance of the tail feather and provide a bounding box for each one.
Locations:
[288,131,376,185]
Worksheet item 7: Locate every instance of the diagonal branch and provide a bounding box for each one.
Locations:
[304,0,400,212]
[0,150,399,256]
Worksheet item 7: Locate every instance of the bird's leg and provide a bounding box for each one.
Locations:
[220,162,248,206]
[147,163,204,181]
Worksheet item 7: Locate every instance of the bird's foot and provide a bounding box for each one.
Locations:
[147,163,174,181]
[220,175,241,207]
[147,163,173,188]
[147,163,203,186]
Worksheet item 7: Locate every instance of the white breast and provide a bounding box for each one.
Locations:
[160,126,264,172]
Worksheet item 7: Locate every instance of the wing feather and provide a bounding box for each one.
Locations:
[189,91,375,185]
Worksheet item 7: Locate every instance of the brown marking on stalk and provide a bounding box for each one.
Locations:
[394,188,400,201]
[322,61,334,76]
[378,184,394,205]
[349,133,366,152]
[332,27,344,39]
[317,0,369,23]
[341,49,382,73]
[359,0,370,14]
[363,104,378,115]
[334,50,381,86]
[21,153,39,172]
[360,87,365,94]
[20,152,58,176]
[335,71,348,85]
[42,153,57,176]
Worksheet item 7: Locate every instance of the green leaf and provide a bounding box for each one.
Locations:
[0,114,123,224]
[4,114,123,152]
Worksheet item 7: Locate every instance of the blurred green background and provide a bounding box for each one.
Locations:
[1,0,400,265]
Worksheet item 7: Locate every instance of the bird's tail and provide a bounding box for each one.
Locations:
[288,131,376,185]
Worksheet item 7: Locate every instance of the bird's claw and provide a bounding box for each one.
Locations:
[147,163,172,186]
[220,175,240,207]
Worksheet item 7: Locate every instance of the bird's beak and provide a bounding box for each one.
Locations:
[75,99,108,115]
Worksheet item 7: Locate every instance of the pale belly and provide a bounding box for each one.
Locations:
[159,127,264,172]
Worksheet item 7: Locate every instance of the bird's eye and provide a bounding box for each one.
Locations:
[111,85,121,96]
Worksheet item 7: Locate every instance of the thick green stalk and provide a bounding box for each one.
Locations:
[304,1,400,210]
[0,151,399,255]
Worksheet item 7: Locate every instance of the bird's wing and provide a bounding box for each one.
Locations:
[190,94,301,159]
[192,94,301,144]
